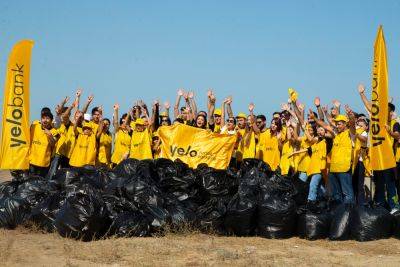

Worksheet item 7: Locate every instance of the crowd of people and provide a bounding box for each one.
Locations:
[21,85,400,213]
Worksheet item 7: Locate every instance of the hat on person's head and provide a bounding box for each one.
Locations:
[214,108,222,116]
[333,114,349,123]
[82,121,93,129]
[159,111,168,117]
[236,112,247,119]
[135,118,145,125]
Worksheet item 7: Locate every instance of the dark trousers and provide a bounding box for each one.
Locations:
[29,164,49,178]
[373,167,398,210]
[46,154,70,180]
[353,161,366,206]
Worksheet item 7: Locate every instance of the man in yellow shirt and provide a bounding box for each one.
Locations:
[29,109,58,177]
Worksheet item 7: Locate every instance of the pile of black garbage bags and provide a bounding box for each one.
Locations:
[1,158,400,242]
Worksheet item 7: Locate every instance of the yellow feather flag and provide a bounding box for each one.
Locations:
[0,40,34,170]
[369,26,396,171]
[158,124,236,169]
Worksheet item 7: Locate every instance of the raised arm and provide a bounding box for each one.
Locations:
[226,96,234,118]
[164,101,170,118]
[208,90,215,125]
[73,111,83,136]
[112,104,120,132]
[292,101,305,126]
[332,99,341,115]
[188,91,198,118]
[151,100,160,132]
[358,84,372,113]
[221,98,227,128]
[344,105,356,136]
[82,94,94,114]
[309,109,335,135]
[314,97,325,121]
[174,89,184,119]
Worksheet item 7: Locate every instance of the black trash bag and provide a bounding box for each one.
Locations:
[135,160,158,183]
[224,194,257,236]
[52,168,80,188]
[0,197,30,229]
[103,177,127,197]
[109,211,150,237]
[392,211,400,239]
[123,178,164,207]
[55,187,110,241]
[350,205,394,242]
[14,177,53,208]
[240,159,273,180]
[0,180,20,199]
[143,204,170,232]
[196,196,229,233]
[78,167,111,190]
[165,201,196,228]
[197,164,237,197]
[29,193,64,232]
[291,174,309,207]
[103,195,138,220]
[113,158,140,178]
[154,158,197,201]
[238,160,272,200]
[329,204,353,241]
[297,208,332,240]
[257,186,297,239]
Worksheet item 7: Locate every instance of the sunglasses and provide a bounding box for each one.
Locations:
[227,119,235,123]
[256,120,263,124]
[161,119,169,122]
[213,114,221,117]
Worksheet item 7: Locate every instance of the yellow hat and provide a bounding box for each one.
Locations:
[236,112,247,119]
[135,118,145,125]
[214,108,222,116]
[82,121,93,129]
[160,111,168,117]
[333,114,349,123]
[288,88,298,102]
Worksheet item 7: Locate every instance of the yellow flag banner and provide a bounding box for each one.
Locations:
[158,124,236,169]
[0,40,34,170]
[369,26,396,171]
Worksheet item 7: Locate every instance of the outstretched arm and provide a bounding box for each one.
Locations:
[174,89,184,119]
[358,84,372,113]
[112,104,120,133]
[208,90,215,125]
[226,96,234,118]
[82,94,94,114]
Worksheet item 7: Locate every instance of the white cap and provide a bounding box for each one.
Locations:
[84,113,91,121]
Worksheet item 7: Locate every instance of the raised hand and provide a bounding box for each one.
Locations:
[281,103,289,111]
[314,97,320,107]
[298,103,305,112]
[76,89,82,97]
[322,105,328,114]
[308,109,315,120]
[226,96,232,104]
[358,84,365,94]
[248,103,255,112]
[98,105,103,114]
[87,94,94,103]
[164,101,170,109]
[177,89,184,96]
[332,99,341,109]
[207,89,213,98]
[113,104,119,110]
[188,91,194,99]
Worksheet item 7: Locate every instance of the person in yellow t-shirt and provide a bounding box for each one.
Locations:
[129,118,153,160]
[97,118,112,168]
[256,118,283,171]
[69,111,98,167]
[29,109,59,177]
[111,104,132,167]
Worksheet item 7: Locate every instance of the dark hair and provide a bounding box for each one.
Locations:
[62,106,68,113]
[389,103,395,112]
[92,107,100,115]
[271,118,282,133]
[103,118,111,124]
[41,110,54,121]
[272,111,281,117]
[120,113,128,125]
[227,116,236,124]
[256,115,266,122]
[308,111,318,120]
[174,118,184,124]
[198,110,208,117]
[195,114,207,129]
[160,117,171,126]
[41,107,51,114]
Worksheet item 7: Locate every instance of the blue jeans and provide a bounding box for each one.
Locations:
[374,168,398,210]
[308,174,323,201]
[299,172,308,182]
[329,172,354,204]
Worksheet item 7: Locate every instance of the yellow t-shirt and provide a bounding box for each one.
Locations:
[257,129,281,171]
[111,129,131,164]
[98,132,112,165]
[213,124,221,133]
[29,124,57,167]
[240,131,256,160]
[130,128,153,160]
[330,129,353,173]
[297,136,312,173]
[307,139,327,176]
[69,130,97,167]
[280,141,295,175]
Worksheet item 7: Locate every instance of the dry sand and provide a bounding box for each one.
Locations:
[1,170,400,266]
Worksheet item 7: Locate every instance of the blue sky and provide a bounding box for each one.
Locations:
[0,0,399,121]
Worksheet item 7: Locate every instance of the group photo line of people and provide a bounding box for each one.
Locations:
[20,84,400,213]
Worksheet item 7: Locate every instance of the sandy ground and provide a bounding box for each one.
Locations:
[1,170,400,266]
